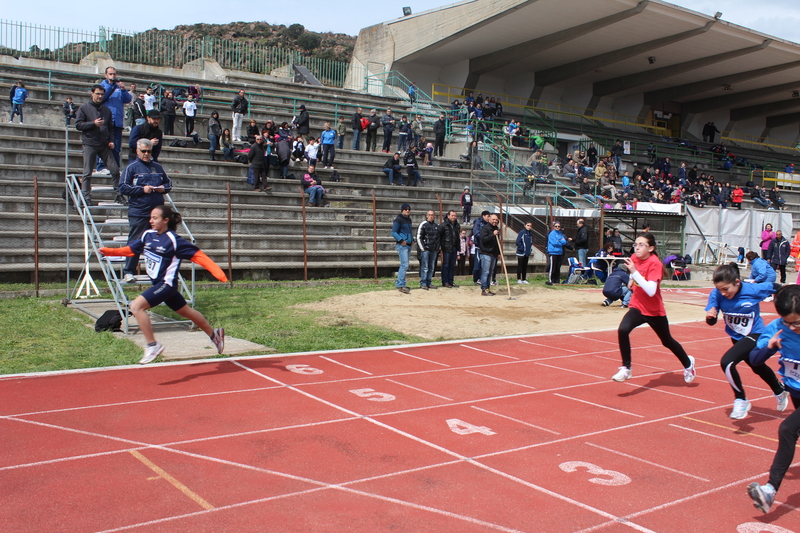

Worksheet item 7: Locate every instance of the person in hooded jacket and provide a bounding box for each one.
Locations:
[769,230,791,284]
[516,221,533,283]
[546,221,572,285]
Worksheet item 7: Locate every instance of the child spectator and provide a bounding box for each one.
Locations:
[9,81,27,124]
[220,129,235,162]
[336,115,347,150]
[515,221,533,284]
[292,136,306,163]
[246,119,259,145]
[182,95,197,136]
[63,96,77,127]
[305,137,319,167]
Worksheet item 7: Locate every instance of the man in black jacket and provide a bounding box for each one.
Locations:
[294,104,310,142]
[479,214,500,295]
[351,107,363,150]
[131,93,147,126]
[416,210,440,290]
[248,135,272,192]
[438,210,461,288]
[433,113,446,157]
[365,109,380,152]
[75,84,119,205]
[381,108,396,153]
[574,218,589,267]
[231,89,248,142]
[128,109,163,162]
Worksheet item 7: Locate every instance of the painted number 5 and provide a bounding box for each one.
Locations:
[349,388,396,402]
[559,461,631,486]
[737,524,796,533]
[286,364,324,375]
[446,418,495,436]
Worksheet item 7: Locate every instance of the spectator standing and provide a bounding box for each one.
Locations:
[182,94,197,136]
[143,87,156,112]
[397,115,410,152]
[392,204,413,293]
[516,221,533,283]
[404,148,423,186]
[248,135,272,192]
[75,84,119,205]
[63,96,77,127]
[411,114,424,146]
[365,109,380,152]
[231,89,248,142]
[381,108,396,153]
[336,115,347,150]
[408,81,417,104]
[124,83,137,128]
[351,107,363,150]
[472,211,490,285]
[761,224,776,260]
[293,104,310,143]
[732,184,744,209]
[275,123,293,179]
[8,81,28,124]
[457,229,469,276]
[319,122,337,169]
[160,91,178,136]
[587,144,598,167]
[460,186,473,223]
[130,93,147,127]
[118,139,172,283]
[207,110,221,161]
[96,67,132,172]
[769,230,791,284]
[417,210,441,290]
[439,210,461,288]
[702,122,720,143]
[479,214,501,296]
[128,109,163,162]
[433,113,446,158]
[574,218,589,267]
[611,140,624,174]
[546,221,571,285]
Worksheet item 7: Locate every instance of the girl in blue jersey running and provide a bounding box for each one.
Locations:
[747,284,800,514]
[705,263,786,420]
[100,205,227,364]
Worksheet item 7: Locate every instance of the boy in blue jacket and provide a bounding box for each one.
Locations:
[747,284,800,513]
[515,222,533,284]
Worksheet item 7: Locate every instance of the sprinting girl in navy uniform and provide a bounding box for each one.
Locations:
[100,205,227,364]
[747,284,800,514]
[704,264,786,419]
[612,232,695,383]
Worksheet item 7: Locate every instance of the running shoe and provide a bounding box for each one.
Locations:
[612,366,632,382]
[123,273,136,283]
[747,482,776,514]
[139,342,164,364]
[211,328,225,354]
[683,355,696,383]
[730,398,751,420]
[764,295,774,303]
[776,390,790,412]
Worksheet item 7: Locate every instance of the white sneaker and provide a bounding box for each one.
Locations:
[612,366,632,381]
[95,168,112,176]
[123,273,136,283]
[776,390,790,412]
[521,280,529,284]
[211,328,225,354]
[491,281,498,286]
[139,342,164,364]
[730,398,751,419]
[517,280,523,284]
[683,355,696,383]
[747,482,776,514]
[764,295,774,303]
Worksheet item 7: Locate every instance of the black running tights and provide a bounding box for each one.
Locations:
[618,307,690,369]
[720,335,783,400]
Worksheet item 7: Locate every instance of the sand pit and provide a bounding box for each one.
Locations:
[299,284,711,341]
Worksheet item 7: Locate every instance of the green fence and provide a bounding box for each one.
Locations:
[0,20,352,88]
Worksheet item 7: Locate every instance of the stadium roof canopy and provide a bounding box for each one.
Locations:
[350,0,800,140]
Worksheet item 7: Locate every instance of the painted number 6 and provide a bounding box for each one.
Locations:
[559,461,631,486]
[737,524,796,533]
[286,364,324,375]
[349,388,396,402]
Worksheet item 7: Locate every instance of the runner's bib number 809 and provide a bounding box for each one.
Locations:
[724,312,753,337]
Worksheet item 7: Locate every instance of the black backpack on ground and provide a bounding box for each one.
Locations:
[330,169,341,182]
[95,310,123,332]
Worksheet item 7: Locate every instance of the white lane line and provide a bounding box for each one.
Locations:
[571,334,619,346]
[319,356,373,375]
[464,370,537,390]
[621,382,715,404]
[471,406,560,435]
[533,361,608,379]
[584,442,710,482]
[460,344,520,360]
[384,378,454,401]
[393,350,451,367]
[161,417,359,446]
[0,447,149,472]
[518,339,579,353]
[668,424,777,453]
[553,393,645,418]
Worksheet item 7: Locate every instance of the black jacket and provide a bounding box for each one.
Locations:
[131,99,147,121]
[768,237,791,265]
[384,156,401,170]
[433,118,446,136]
[63,101,77,118]
[382,113,395,131]
[351,112,363,131]
[367,114,380,131]
[248,142,268,169]
[294,110,310,134]
[128,122,163,161]
[574,225,589,250]
[160,97,178,115]
[75,101,114,147]
[438,218,461,253]
[417,220,440,252]
[232,95,248,114]
[479,223,500,255]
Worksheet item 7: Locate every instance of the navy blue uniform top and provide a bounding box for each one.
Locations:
[129,229,198,286]
[119,159,173,218]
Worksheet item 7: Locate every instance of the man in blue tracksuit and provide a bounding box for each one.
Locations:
[392,204,414,293]
[118,139,173,283]
[546,221,571,285]
[96,66,132,176]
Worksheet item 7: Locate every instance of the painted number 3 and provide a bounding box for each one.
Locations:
[558,461,631,486]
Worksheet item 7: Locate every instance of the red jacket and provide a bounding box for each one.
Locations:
[732,187,744,203]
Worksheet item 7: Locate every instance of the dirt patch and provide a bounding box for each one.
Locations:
[299,284,711,340]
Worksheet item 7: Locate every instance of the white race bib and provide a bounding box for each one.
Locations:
[785,360,800,382]
[724,312,754,337]
[144,250,162,279]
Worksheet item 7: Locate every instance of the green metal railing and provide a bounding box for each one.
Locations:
[363,70,444,119]
[0,20,353,88]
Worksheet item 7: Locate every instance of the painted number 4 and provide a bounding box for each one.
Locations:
[446,418,495,436]
[349,388,396,402]
[559,461,631,486]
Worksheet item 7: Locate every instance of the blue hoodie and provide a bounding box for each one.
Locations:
[749,257,776,283]
[100,79,133,128]
[547,229,568,255]
[12,87,28,104]
[751,317,800,395]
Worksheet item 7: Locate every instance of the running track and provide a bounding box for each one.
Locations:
[2,292,799,532]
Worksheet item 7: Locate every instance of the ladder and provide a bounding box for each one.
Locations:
[64,173,196,334]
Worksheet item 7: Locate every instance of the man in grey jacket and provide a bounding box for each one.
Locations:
[75,84,119,205]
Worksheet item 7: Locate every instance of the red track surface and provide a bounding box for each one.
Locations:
[3,303,800,532]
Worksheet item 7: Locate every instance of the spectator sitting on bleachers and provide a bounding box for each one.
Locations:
[221,129,235,162]
[769,187,786,210]
[382,152,403,186]
[292,137,306,163]
[562,158,578,186]
[246,119,259,145]
[751,185,770,208]
[786,163,794,173]
[404,148,423,187]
